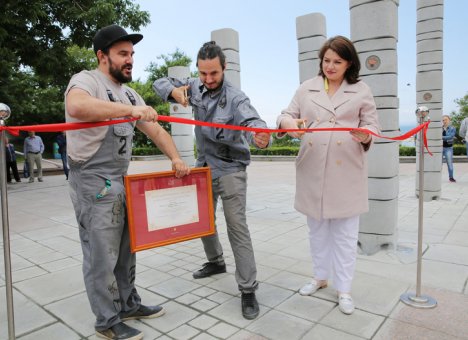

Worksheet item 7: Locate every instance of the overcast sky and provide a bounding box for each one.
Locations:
[131,0,467,127]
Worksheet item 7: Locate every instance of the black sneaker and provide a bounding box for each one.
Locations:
[241,292,260,320]
[192,262,226,279]
[96,322,142,340]
[120,304,165,321]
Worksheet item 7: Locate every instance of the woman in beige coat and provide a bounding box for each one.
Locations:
[277,36,380,315]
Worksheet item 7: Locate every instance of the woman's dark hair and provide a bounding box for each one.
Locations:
[196,41,226,69]
[318,36,361,84]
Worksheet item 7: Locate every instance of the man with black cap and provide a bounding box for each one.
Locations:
[65,24,190,340]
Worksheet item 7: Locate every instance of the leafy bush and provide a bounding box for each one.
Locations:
[132,147,163,156]
[250,146,299,156]
[453,144,467,155]
[399,146,416,156]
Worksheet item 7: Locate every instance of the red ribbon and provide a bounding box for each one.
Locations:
[1,116,432,154]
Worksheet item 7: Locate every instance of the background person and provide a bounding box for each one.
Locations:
[65,24,189,340]
[56,131,69,179]
[277,36,380,315]
[5,137,21,183]
[442,115,456,182]
[23,131,44,183]
[459,116,468,157]
[153,41,271,320]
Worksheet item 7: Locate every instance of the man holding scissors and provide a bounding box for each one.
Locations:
[153,41,271,320]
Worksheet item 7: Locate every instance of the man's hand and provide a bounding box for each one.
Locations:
[171,86,190,107]
[254,132,271,149]
[172,158,190,178]
[131,105,158,122]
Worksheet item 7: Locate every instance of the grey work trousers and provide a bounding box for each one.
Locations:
[201,170,258,293]
[26,152,42,180]
[69,171,140,331]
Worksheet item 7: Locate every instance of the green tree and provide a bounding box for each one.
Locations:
[0,0,149,127]
[449,93,468,142]
[130,50,194,147]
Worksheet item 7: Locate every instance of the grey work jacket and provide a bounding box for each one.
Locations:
[153,77,269,179]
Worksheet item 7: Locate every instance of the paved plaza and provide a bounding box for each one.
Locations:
[1,159,468,339]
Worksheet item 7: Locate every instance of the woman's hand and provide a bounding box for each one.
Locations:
[280,118,307,139]
[350,130,372,144]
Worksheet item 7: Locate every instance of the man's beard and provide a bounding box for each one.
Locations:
[108,57,132,83]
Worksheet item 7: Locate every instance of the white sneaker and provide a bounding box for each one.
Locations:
[299,279,327,296]
[338,293,355,314]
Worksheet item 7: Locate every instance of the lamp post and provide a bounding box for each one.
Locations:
[0,103,16,339]
[400,106,437,309]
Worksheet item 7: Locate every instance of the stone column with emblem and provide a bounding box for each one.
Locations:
[168,66,195,166]
[350,0,399,254]
[415,0,443,201]
[295,13,327,83]
[211,28,241,89]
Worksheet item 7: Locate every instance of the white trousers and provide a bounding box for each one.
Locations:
[307,215,360,293]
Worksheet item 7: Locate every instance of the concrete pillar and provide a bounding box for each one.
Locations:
[350,0,399,254]
[295,13,326,83]
[168,66,195,167]
[415,0,443,201]
[211,28,241,89]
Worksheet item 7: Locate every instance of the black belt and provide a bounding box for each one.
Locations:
[28,152,40,154]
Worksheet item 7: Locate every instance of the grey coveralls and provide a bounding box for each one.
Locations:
[68,120,140,331]
[153,77,270,293]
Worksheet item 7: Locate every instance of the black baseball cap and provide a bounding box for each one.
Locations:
[93,24,143,54]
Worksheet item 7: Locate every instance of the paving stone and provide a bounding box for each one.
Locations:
[12,266,47,283]
[255,282,294,308]
[141,301,200,333]
[390,286,468,339]
[263,270,308,292]
[190,298,218,312]
[228,330,269,339]
[39,257,81,272]
[14,266,84,305]
[45,292,95,337]
[276,294,335,322]
[320,307,385,338]
[373,319,462,340]
[147,276,201,299]
[16,322,81,340]
[189,314,219,331]
[207,291,235,304]
[206,274,239,295]
[301,324,365,340]
[191,333,219,340]
[167,324,200,339]
[424,243,468,266]
[135,268,173,288]
[246,309,312,340]
[192,286,217,297]
[207,321,239,339]
[176,292,202,305]
[0,287,56,339]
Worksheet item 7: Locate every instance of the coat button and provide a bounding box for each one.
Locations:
[329,118,335,123]
[336,160,342,165]
[337,140,342,145]
[316,118,320,122]
[308,141,313,146]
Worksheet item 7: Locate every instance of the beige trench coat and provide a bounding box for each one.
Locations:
[277,76,380,220]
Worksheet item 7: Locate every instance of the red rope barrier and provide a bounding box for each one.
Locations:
[1,116,432,154]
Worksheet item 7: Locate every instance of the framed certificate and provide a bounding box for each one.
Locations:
[124,167,215,252]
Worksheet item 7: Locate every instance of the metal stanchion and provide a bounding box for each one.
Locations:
[400,106,437,309]
[1,103,16,338]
